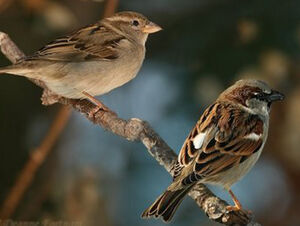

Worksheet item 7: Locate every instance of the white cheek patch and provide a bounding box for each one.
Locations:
[193,132,206,149]
[241,104,256,114]
[244,133,261,141]
[262,105,270,115]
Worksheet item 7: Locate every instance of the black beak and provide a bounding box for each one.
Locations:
[266,90,285,102]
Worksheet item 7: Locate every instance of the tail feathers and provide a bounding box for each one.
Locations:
[0,65,33,76]
[141,184,194,222]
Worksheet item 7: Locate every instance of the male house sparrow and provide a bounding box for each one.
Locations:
[142,79,284,222]
[0,11,161,108]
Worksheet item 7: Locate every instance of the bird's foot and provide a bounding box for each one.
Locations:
[82,91,117,118]
[89,104,117,118]
[226,205,241,212]
[226,189,242,212]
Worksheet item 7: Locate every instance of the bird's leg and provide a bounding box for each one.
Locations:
[226,189,242,211]
[82,91,116,117]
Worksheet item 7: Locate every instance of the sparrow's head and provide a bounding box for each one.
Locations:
[219,79,285,116]
[104,11,162,45]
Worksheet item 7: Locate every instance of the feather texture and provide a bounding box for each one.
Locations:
[25,24,125,62]
[142,79,285,222]
[176,102,264,185]
[0,11,161,99]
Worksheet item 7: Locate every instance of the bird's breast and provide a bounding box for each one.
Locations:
[203,143,265,190]
[42,45,145,99]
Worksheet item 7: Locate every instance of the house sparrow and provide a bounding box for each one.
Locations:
[142,79,284,222]
[0,11,161,109]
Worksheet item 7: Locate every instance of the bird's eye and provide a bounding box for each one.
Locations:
[253,92,264,100]
[132,20,140,26]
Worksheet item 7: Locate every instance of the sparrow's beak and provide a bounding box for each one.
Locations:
[267,90,285,102]
[142,22,162,34]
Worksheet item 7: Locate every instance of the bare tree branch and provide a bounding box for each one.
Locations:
[0,29,259,225]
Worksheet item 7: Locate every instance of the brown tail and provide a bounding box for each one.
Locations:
[0,65,16,74]
[0,65,32,76]
[141,183,194,222]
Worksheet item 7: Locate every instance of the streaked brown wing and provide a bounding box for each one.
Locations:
[194,136,263,177]
[25,23,125,62]
[177,103,218,167]
[175,102,264,184]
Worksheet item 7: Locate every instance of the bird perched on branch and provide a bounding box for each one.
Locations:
[0,11,161,110]
[142,79,284,222]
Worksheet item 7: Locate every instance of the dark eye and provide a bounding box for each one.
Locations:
[253,92,264,100]
[132,20,139,26]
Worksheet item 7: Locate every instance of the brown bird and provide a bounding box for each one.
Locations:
[142,79,284,222]
[0,11,161,109]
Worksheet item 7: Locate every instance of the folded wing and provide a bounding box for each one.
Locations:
[24,23,125,62]
[175,102,264,185]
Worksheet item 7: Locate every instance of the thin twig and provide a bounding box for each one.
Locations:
[0,106,71,219]
[0,10,260,226]
[103,0,118,18]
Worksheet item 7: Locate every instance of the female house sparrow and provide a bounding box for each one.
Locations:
[142,79,284,222]
[0,11,161,109]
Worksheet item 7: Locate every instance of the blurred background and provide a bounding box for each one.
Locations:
[0,0,299,225]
